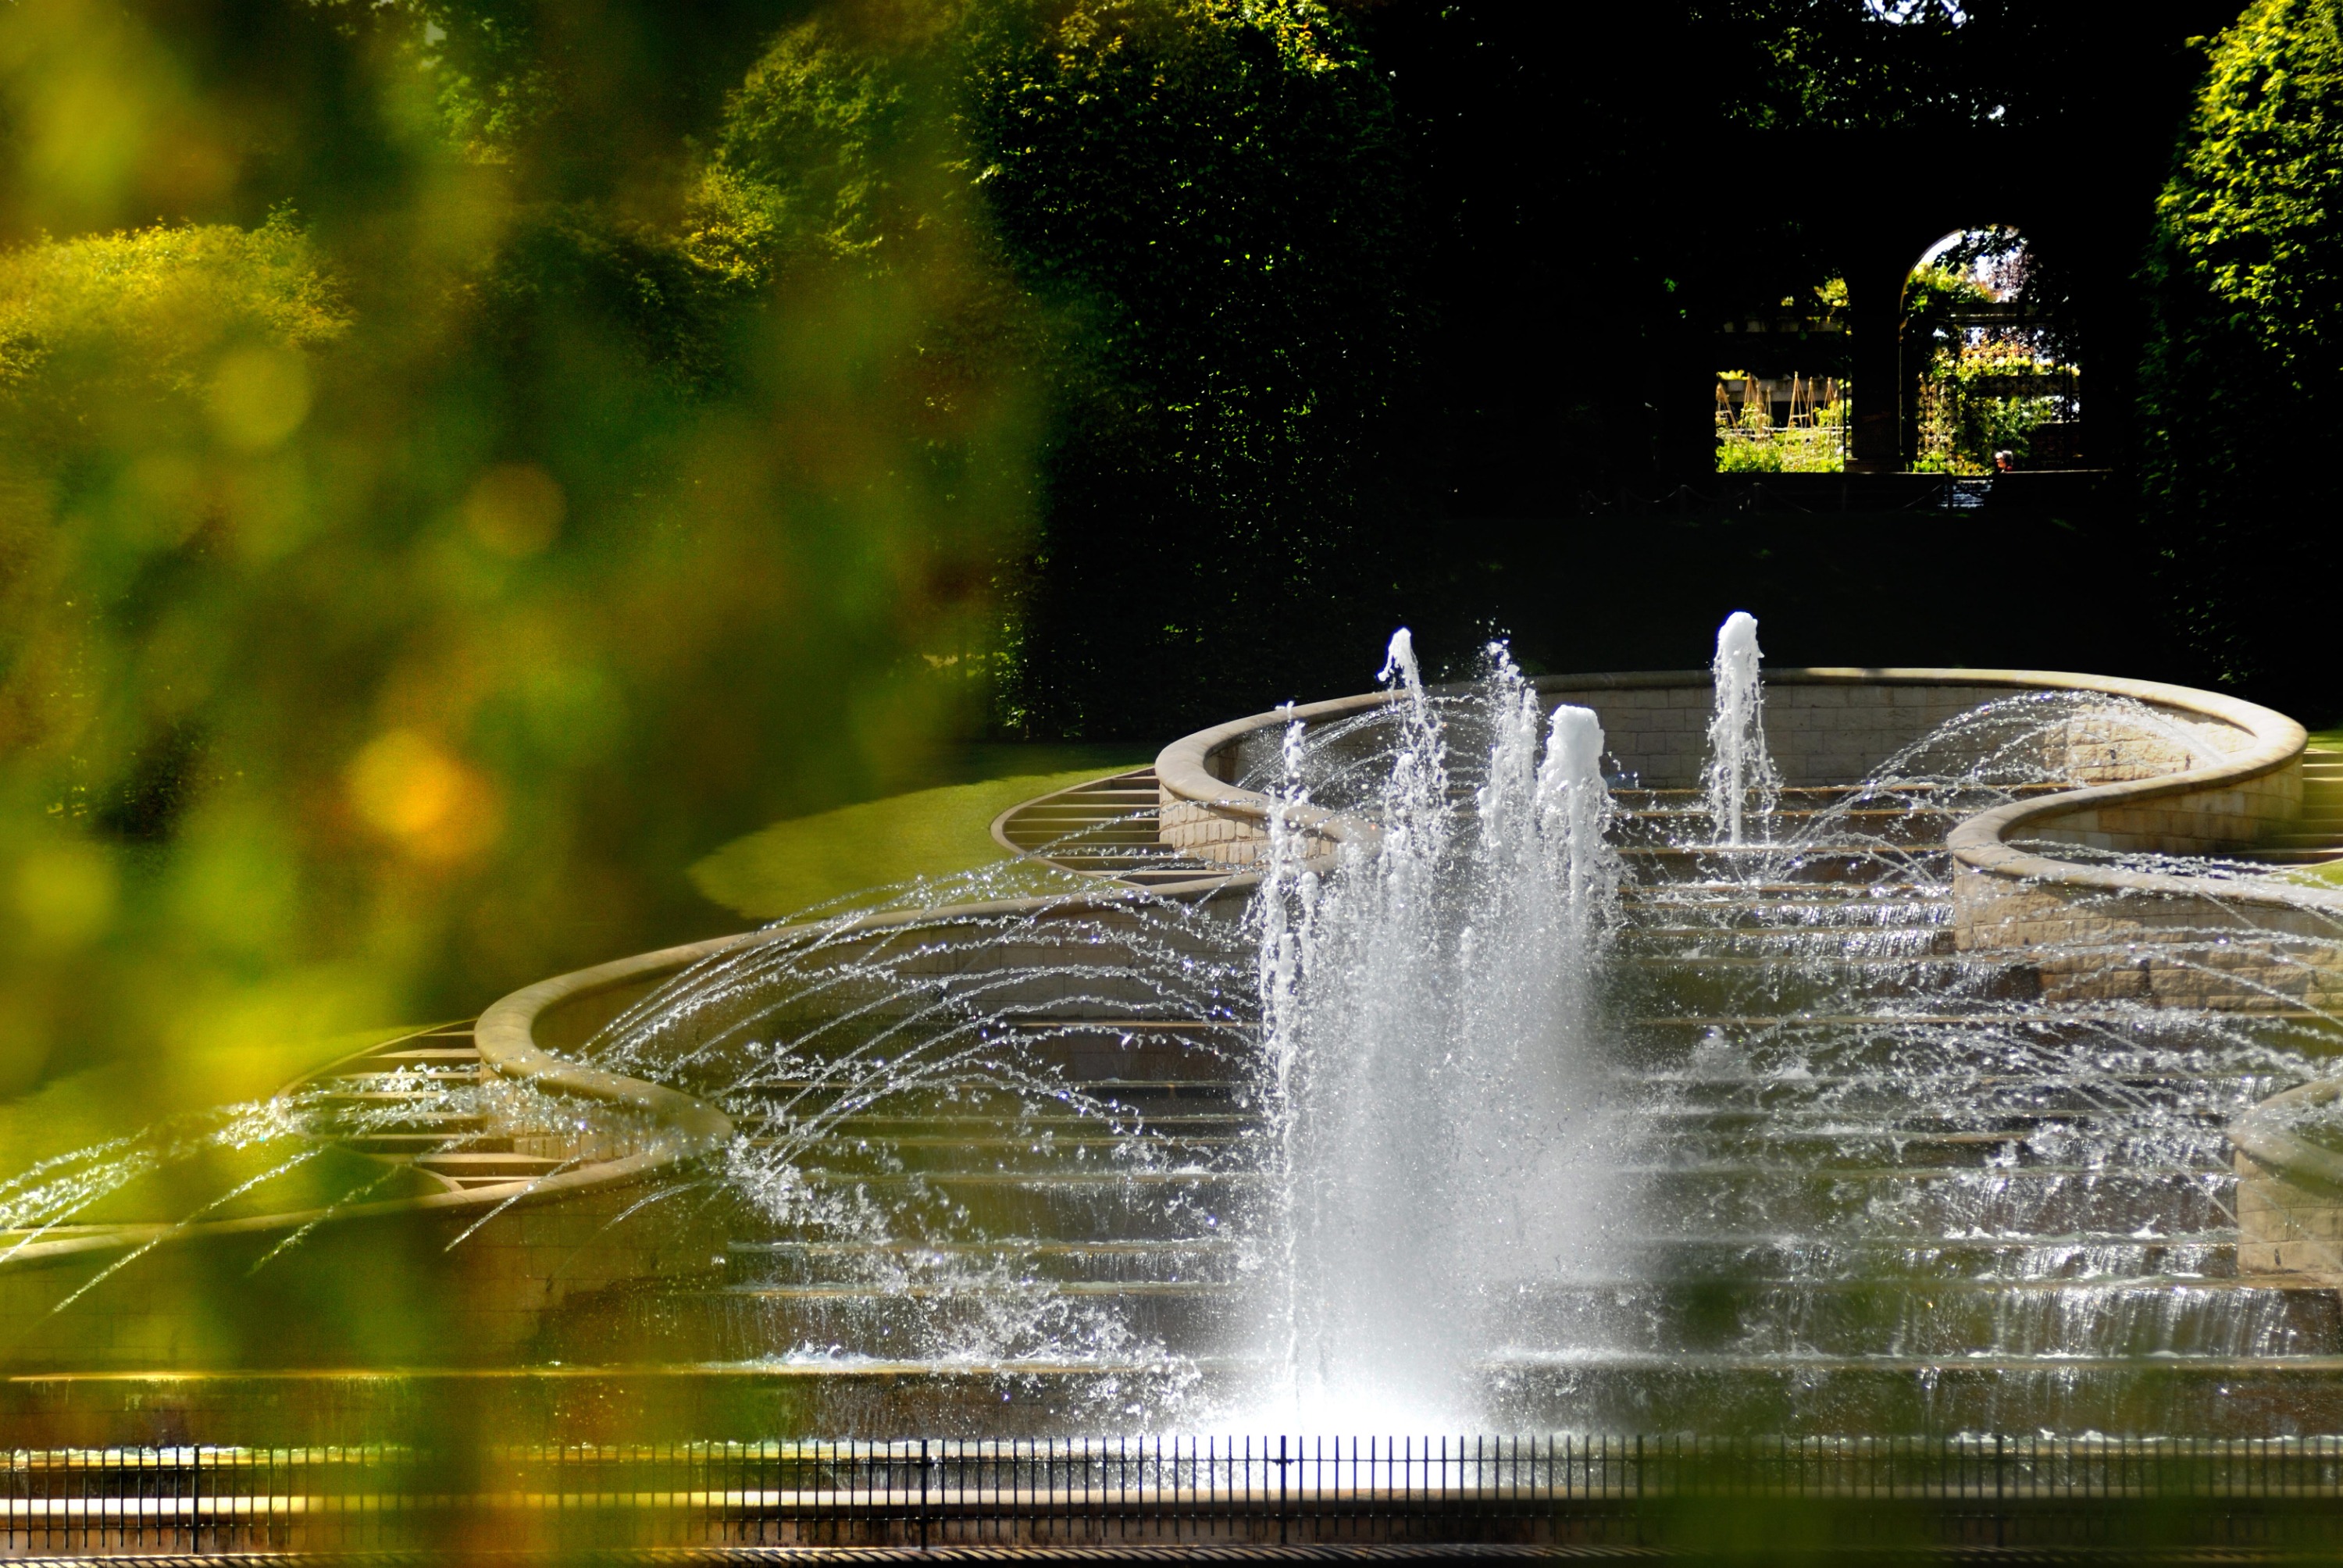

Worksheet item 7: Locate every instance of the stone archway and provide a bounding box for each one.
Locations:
[1842,219,2081,473]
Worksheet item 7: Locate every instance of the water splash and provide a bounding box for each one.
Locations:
[19,634,2343,1439]
[1248,636,1624,1428]
[1703,611,1779,845]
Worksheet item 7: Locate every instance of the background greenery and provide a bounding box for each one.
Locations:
[2140,0,2343,720]
[0,0,2333,1128]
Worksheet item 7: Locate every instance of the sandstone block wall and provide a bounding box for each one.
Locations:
[1157,672,2291,872]
[2237,1156,2343,1280]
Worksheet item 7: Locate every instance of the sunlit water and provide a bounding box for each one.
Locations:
[14,618,2343,1438]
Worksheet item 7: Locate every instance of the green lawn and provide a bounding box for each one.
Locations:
[2288,729,2343,887]
[690,747,1150,921]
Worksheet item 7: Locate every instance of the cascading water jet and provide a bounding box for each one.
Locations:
[1247,631,1624,1430]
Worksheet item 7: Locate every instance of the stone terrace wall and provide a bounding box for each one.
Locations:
[1157,670,2295,871]
[1541,678,2055,788]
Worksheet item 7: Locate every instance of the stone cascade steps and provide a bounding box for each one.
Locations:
[309,1025,530,1185]
[722,1237,1244,1287]
[520,767,2343,1434]
[2240,747,2343,864]
[990,768,1232,887]
[1481,1274,2343,1361]
[1482,1352,2343,1439]
[304,1023,672,1192]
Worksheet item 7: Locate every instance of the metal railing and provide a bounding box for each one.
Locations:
[12,1434,2343,1556]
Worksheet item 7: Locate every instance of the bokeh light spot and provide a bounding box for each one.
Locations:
[205,344,312,451]
[345,730,501,863]
[462,463,565,557]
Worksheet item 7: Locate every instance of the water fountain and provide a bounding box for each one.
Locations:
[10,615,2343,1465]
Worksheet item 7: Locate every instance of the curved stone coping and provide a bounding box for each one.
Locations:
[1153,690,1394,853]
[2232,1080,2343,1194]
[1158,666,2315,896]
[0,954,754,1272]
[473,937,746,1151]
[1932,672,2324,917]
[3,884,1230,1285]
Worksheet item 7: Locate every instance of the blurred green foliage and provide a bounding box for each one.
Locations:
[0,0,1057,1110]
[0,0,1412,1131]
[2141,0,2343,713]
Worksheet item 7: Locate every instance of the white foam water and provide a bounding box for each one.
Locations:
[1247,633,1625,1428]
[1703,610,1779,845]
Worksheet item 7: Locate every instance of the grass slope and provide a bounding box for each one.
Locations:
[690,752,1149,921]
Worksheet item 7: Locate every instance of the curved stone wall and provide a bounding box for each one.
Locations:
[1157,666,2343,1017]
[1157,667,2309,887]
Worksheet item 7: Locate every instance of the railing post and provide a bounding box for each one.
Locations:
[1278,1434,1289,1546]
[1995,1433,2006,1549]
[920,1438,929,1550]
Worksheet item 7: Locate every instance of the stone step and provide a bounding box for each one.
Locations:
[720,1238,1240,1287]
[1591,1233,2240,1282]
[558,1273,2336,1370]
[1615,957,2046,1009]
[411,1151,571,1182]
[540,1278,1244,1364]
[0,1366,1226,1445]
[339,1133,518,1156]
[1624,1074,2296,1120]
[1624,1010,2323,1041]
[1611,1125,2234,1172]
[1609,817,1961,850]
[716,1038,1248,1097]
[769,1134,1245,1178]
[822,1111,1258,1134]
[1482,1276,2341,1361]
[752,1164,2237,1238]
[1617,930,1956,960]
[1611,784,2067,804]
[1620,849,1949,884]
[726,1080,1254,1114]
[779,1169,1264,1241]
[1613,1167,2235,1238]
[1482,1352,2343,1438]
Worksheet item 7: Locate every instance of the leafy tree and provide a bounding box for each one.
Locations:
[706,0,1422,736]
[2141,0,2343,716]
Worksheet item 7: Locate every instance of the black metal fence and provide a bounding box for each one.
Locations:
[12,1434,2343,1557]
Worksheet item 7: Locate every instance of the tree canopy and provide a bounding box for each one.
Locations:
[701,0,1421,736]
[0,0,2331,1109]
[2142,0,2343,711]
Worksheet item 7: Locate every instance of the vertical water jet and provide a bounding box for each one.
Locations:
[1703,611,1780,846]
[1250,633,1623,1429]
